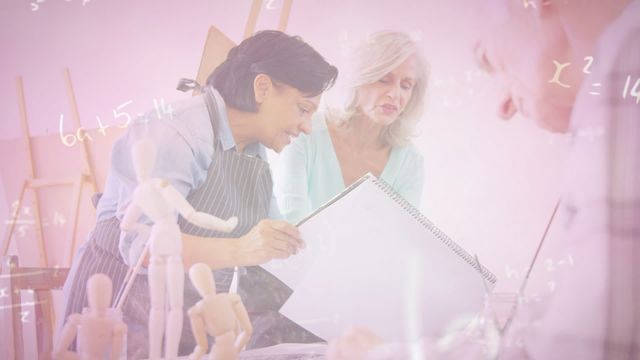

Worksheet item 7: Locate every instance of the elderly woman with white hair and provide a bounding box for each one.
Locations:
[275,30,428,223]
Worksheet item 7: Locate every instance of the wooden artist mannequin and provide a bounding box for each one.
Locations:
[53,273,127,360]
[187,262,252,360]
[120,138,238,360]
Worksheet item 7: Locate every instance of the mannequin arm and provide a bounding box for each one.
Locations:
[52,314,81,359]
[120,202,145,234]
[160,181,237,233]
[231,294,253,352]
[188,304,209,356]
[119,201,150,267]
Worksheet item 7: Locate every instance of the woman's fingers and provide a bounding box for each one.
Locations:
[270,221,306,248]
[265,227,302,254]
[268,236,299,255]
[239,219,306,265]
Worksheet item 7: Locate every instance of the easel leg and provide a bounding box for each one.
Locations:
[31,189,49,268]
[2,181,27,257]
[66,176,84,267]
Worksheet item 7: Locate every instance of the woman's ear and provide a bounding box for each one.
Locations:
[253,74,273,105]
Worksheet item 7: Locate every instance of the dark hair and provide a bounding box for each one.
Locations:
[207,30,338,112]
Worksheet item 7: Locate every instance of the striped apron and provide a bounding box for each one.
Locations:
[61,86,322,358]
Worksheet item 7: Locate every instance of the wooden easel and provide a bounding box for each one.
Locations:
[194,0,294,86]
[1,69,99,268]
[1,69,99,359]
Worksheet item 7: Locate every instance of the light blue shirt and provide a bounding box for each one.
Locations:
[95,89,281,266]
[274,113,425,224]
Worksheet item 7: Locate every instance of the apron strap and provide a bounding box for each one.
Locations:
[202,85,221,149]
[176,78,221,149]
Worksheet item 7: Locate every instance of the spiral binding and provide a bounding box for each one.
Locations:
[368,174,498,285]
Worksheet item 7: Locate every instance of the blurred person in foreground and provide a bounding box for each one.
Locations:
[329,0,640,358]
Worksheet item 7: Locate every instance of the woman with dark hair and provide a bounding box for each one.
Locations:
[60,30,337,358]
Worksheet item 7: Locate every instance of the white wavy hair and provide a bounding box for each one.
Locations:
[327,30,429,147]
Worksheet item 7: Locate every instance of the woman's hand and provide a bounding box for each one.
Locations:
[236,219,306,266]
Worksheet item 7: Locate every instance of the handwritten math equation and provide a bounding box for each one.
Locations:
[1,260,64,323]
[0,287,47,323]
[31,0,92,11]
[59,98,174,148]
[505,253,574,300]
[4,201,66,238]
[265,0,277,10]
[549,56,640,103]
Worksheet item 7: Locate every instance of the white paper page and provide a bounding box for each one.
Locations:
[279,179,492,342]
[261,218,336,289]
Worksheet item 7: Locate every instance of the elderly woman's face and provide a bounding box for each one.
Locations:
[356,55,418,126]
